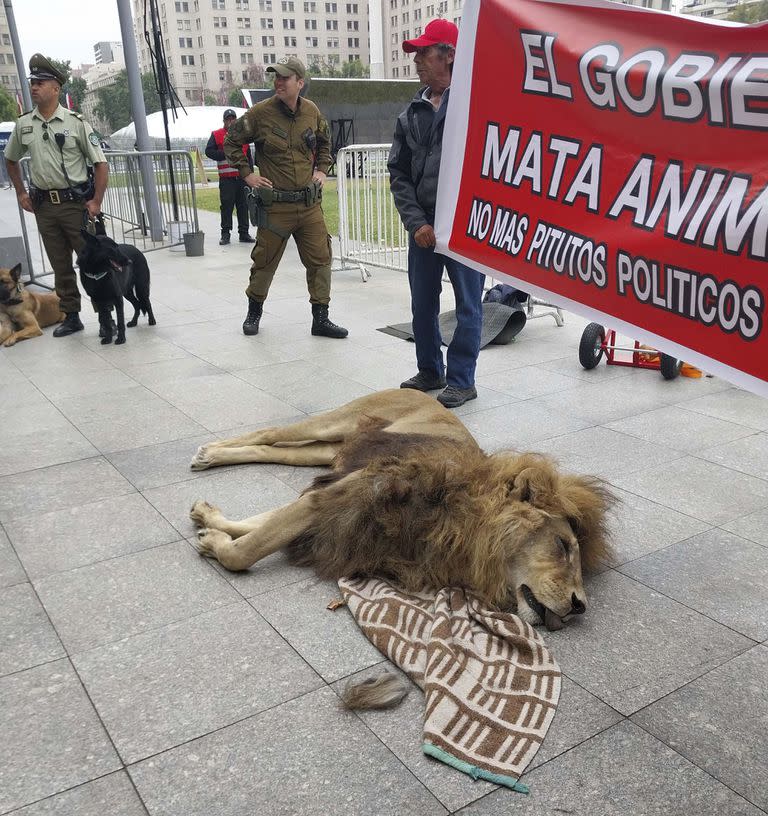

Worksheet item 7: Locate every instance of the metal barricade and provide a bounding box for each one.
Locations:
[14,150,199,286]
[335,143,563,325]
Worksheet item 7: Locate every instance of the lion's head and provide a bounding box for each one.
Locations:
[472,454,615,630]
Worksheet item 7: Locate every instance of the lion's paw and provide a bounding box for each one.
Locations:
[190,500,220,527]
[194,527,231,558]
[190,445,214,470]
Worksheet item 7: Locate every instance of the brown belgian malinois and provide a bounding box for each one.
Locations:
[0,263,64,347]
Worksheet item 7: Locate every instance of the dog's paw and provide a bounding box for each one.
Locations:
[100,336,112,345]
[190,500,221,527]
[194,527,230,558]
[2,336,17,347]
[115,335,126,345]
[126,319,138,328]
[190,445,214,470]
[148,317,157,326]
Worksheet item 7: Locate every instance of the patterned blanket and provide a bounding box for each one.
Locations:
[338,577,561,793]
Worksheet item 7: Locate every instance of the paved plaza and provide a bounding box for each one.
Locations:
[1,191,767,815]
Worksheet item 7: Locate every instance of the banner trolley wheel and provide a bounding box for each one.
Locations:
[660,354,682,380]
[578,323,606,370]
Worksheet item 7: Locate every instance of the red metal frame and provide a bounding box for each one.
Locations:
[602,329,662,371]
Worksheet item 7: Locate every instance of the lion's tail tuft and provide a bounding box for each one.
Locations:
[340,672,410,710]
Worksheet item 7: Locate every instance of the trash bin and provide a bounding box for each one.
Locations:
[183,230,205,257]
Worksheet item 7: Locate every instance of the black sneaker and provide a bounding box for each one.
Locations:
[239,234,255,243]
[400,371,447,391]
[219,233,230,245]
[52,312,84,337]
[437,385,477,408]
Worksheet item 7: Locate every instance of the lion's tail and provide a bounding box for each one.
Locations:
[340,672,410,710]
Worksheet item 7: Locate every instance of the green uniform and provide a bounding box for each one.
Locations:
[223,95,334,305]
[5,104,106,313]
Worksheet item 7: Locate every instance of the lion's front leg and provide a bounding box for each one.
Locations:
[190,492,316,571]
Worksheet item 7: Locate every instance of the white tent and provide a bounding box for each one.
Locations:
[109,106,248,152]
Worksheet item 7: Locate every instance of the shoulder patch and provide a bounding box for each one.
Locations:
[88,132,100,146]
[21,126,33,134]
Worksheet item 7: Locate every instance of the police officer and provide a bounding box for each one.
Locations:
[223,58,347,338]
[204,108,254,245]
[4,54,108,337]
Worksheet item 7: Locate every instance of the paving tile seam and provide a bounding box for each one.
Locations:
[0,482,141,525]
[610,526,716,569]
[611,566,763,644]
[672,403,768,433]
[688,448,768,485]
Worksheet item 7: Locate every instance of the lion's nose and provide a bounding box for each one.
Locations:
[571,594,586,615]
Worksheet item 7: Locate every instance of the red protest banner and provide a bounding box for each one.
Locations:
[435,0,768,396]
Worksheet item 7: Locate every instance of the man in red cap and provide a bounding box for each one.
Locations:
[388,20,486,408]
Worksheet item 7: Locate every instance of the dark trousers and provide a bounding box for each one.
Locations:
[219,176,249,236]
[408,238,486,389]
[35,200,85,313]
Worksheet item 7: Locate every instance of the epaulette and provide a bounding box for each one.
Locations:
[67,110,84,120]
[18,110,32,118]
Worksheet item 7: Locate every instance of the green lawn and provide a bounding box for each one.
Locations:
[194,178,340,236]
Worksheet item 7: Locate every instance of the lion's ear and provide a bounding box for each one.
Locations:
[559,475,617,571]
[507,466,554,506]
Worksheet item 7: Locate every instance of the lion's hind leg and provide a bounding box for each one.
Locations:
[190,441,341,471]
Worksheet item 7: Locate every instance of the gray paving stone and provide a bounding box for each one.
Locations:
[605,404,755,453]
[535,426,682,481]
[6,493,181,580]
[0,527,26,588]
[106,434,223,490]
[0,660,120,813]
[30,367,139,401]
[633,646,768,812]
[543,571,753,715]
[457,721,763,816]
[0,457,134,524]
[143,466,299,537]
[606,487,711,565]
[0,426,99,478]
[129,686,447,816]
[74,601,322,763]
[250,577,383,682]
[205,545,311,598]
[621,529,768,641]
[681,388,768,431]
[122,355,223,388]
[34,541,239,653]
[0,583,64,676]
[10,771,147,816]
[723,507,768,548]
[331,663,498,811]
[610,456,768,527]
[475,364,583,400]
[696,431,768,481]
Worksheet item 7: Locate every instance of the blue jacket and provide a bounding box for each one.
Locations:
[388,87,450,236]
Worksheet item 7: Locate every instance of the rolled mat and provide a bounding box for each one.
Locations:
[339,577,561,792]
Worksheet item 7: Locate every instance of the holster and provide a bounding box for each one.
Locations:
[246,189,269,229]
[305,181,323,207]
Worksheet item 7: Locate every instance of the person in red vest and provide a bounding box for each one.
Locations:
[205,109,254,245]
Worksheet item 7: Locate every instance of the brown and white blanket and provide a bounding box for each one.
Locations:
[339,577,561,792]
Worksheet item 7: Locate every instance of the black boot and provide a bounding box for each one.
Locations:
[311,304,348,338]
[219,232,230,245]
[53,312,84,337]
[242,297,263,335]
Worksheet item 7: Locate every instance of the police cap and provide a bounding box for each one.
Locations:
[267,57,306,80]
[28,53,67,85]
[223,108,237,120]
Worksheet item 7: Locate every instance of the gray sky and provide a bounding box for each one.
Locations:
[13,0,123,71]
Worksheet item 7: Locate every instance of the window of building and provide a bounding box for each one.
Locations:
[178,36,193,46]
[235,0,250,7]
[327,53,340,64]
[306,36,318,46]
[177,20,184,29]
[281,0,294,9]
[347,36,359,47]
[237,15,252,25]
[325,1,337,10]
[426,4,434,14]
[0,55,5,64]
[215,34,228,44]
[327,37,339,47]
[284,35,297,45]
[413,7,420,18]
[212,0,226,7]
[346,2,357,11]
[391,49,398,61]
[283,18,296,27]
[390,15,397,25]
[401,11,408,21]
[304,0,316,9]
[263,52,276,62]
[213,15,228,26]
[393,66,399,77]
[261,16,273,26]
[306,18,318,28]
[259,0,272,9]
[390,0,397,6]
[347,19,358,29]
[349,52,359,61]
[261,34,274,44]
[403,64,410,75]
[241,52,254,61]
[402,29,410,39]
[391,31,398,43]
[181,54,196,64]
[240,34,253,44]
[217,52,232,62]
[175,1,190,10]
[219,70,227,80]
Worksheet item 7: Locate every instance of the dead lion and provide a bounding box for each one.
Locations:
[189,389,614,630]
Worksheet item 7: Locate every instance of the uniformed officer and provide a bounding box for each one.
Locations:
[223,57,347,338]
[4,54,108,337]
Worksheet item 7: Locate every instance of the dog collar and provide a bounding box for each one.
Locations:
[80,268,110,281]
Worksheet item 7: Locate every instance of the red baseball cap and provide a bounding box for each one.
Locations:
[402,19,458,52]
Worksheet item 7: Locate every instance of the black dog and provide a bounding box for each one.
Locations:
[76,227,156,345]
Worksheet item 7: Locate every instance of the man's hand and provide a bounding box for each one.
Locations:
[18,192,34,213]
[413,224,436,248]
[85,199,101,219]
[312,170,327,187]
[244,172,273,189]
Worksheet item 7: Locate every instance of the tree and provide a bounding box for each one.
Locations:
[94,70,161,132]
[341,59,369,78]
[727,0,768,20]
[68,76,87,110]
[228,88,245,107]
[0,87,18,121]
[204,93,218,106]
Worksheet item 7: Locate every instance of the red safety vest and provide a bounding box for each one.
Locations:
[212,127,248,179]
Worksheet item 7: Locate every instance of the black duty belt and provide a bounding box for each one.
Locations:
[32,187,87,205]
[271,189,308,203]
